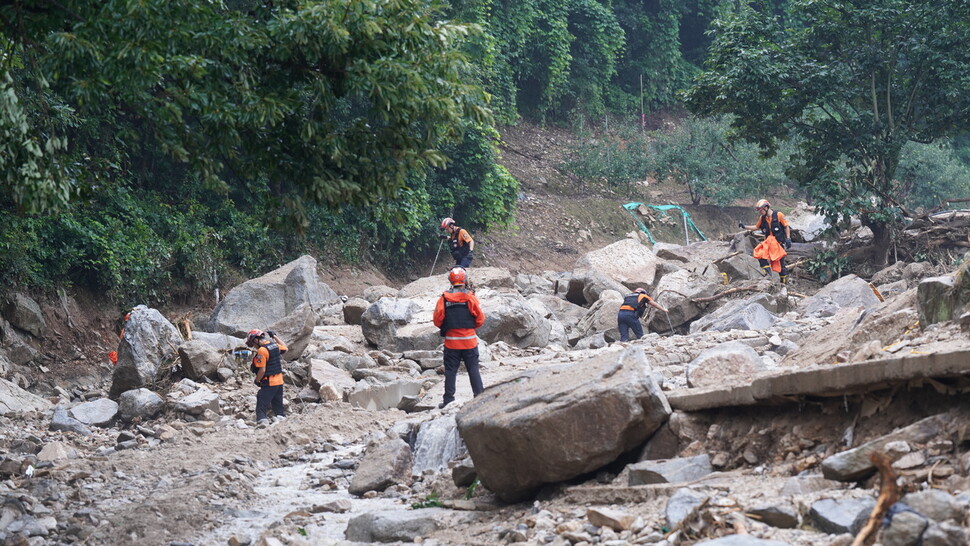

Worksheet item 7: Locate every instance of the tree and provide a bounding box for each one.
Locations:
[685,0,970,264]
[0,0,490,223]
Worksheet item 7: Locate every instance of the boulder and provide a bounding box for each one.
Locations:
[666,487,709,530]
[348,437,413,495]
[360,298,439,351]
[343,297,370,325]
[189,332,245,351]
[799,274,881,317]
[689,299,777,333]
[647,269,719,332]
[2,293,45,337]
[208,255,340,336]
[173,386,220,415]
[628,454,714,485]
[477,291,551,349]
[398,267,514,298]
[308,359,355,401]
[528,295,587,333]
[917,259,970,326]
[49,406,91,436]
[808,497,875,534]
[69,398,119,428]
[362,285,399,303]
[118,388,165,422]
[514,273,555,297]
[565,269,628,306]
[266,303,317,361]
[569,290,623,343]
[575,238,659,289]
[686,341,767,388]
[715,253,764,283]
[821,413,948,481]
[177,339,224,381]
[0,378,53,416]
[349,380,424,411]
[110,305,183,397]
[345,509,443,543]
[456,347,670,503]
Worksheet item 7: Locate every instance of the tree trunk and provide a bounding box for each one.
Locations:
[868,219,891,267]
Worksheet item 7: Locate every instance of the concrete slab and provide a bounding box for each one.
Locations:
[667,349,970,411]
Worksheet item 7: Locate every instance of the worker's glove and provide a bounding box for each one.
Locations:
[267,330,276,338]
[254,379,261,386]
[737,222,745,229]
[784,239,792,250]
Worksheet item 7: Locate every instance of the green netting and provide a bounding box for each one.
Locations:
[622,202,707,245]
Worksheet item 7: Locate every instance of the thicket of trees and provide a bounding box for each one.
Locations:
[2,0,969,305]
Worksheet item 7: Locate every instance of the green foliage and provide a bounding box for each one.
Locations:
[3,0,491,217]
[561,128,651,190]
[686,0,970,262]
[411,493,444,509]
[805,249,850,284]
[465,478,481,499]
[895,141,970,211]
[561,116,794,203]
[646,116,794,205]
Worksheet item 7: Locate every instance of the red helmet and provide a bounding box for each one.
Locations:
[755,199,770,210]
[245,329,263,347]
[448,267,467,285]
[440,217,455,229]
[634,287,646,294]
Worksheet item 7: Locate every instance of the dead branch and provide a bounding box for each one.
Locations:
[691,286,759,303]
[851,451,899,546]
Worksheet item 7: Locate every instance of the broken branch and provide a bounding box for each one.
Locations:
[851,451,899,546]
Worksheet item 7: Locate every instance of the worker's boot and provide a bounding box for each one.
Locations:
[760,266,770,277]
[779,274,788,285]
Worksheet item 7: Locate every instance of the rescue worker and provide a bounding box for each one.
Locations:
[246,329,288,422]
[440,217,475,268]
[738,199,792,284]
[617,288,668,342]
[432,267,485,408]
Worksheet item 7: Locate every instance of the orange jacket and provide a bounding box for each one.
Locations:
[433,288,485,350]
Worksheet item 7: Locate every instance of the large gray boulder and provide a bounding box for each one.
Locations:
[2,293,45,337]
[647,269,719,332]
[0,378,53,415]
[799,274,881,317]
[266,303,317,361]
[118,388,165,422]
[69,398,119,428]
[689,299,777,333]
[570,289,623,343]
[110,305,183,397]
[177,339,224,381]
[528,295,587,333]
[477,290,551,349]
[917,259,970,326]
[345,509,444,543]
[360,298,439,351]
[208,255,340,336]
[575,238,659,289]
[348,437,413,496]
[565,269,628,306]
[456,347,671,503]
[686,341,767,388]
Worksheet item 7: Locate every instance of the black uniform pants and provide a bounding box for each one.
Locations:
[442,346,483,404]
[618,310,644,341]
[256,384,285,421]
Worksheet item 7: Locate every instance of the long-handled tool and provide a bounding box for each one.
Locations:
[430,240,444,277]
[663,310,675,335]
